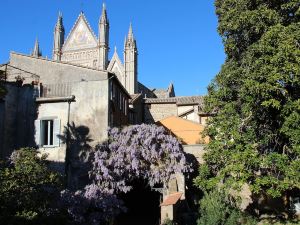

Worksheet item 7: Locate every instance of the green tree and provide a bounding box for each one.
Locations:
[0,148,64,224]
[197,190,256,225]
[195,0,300,214]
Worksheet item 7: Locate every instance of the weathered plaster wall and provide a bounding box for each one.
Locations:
[183,144,206,164]
[37,80,109,162]
[177,105,193,115]
[161,205,174,222]
[0,83,37,158]
[8,52,109,84]
[177,105,200,123]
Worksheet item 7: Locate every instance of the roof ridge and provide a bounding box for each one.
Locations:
[10,52,107,72]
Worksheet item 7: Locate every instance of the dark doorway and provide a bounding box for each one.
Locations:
[115,180,161,225]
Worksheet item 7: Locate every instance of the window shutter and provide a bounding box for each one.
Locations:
[53,119,61,147]
[34,120,41,146]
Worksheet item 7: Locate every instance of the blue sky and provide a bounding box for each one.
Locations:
[0,0,225,96]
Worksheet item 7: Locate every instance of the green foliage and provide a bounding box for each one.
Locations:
[0,148,64,224]
[197,190,256,225]
[162,218,175,225]
[195,0,300,219]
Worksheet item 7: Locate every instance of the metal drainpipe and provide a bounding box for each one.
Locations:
[65,95,75,187]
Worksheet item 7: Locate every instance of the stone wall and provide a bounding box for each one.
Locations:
[144,103,178,123]
[144,102,201,124]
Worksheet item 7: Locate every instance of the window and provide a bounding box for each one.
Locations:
[41,120,54,146]
[125,99,128,115]
[35,118,60,147]
[113,84,116,99]
[123,97,126,114]
[110,81,113,100]
[119,92,122,110]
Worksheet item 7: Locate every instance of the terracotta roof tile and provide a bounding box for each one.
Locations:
[160,192,183,206]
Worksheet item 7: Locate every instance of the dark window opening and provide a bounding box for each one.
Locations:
[41,120,54,146]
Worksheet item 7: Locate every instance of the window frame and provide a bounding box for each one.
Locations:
[41,119,54,147]
[35,117,60,148]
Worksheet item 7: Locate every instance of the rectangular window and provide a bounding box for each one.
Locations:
[110,81,113,100]
[113,84,116,99]
[35,119,60,147]
[119,91,123,110]
[41,120,54,146]
[125,99,128,116]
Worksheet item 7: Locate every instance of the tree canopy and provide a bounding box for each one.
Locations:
[195,0,300,210]
[0,148,64,224]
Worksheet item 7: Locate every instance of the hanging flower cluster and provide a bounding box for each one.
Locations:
[87,124,191,195]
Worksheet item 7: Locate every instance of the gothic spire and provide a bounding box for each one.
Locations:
[100,3,108,23]
[53,11,65,61]
[56,11,64,31]
[32,38,41,57]
[125,23,136,48]
[98,2,109,70]
[127,22,134,40]
[124,23,138,94]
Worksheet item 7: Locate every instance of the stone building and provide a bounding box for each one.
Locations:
[0,3,206,224]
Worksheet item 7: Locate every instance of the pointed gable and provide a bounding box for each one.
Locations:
[62,13,98,51]
[107,49,124,79]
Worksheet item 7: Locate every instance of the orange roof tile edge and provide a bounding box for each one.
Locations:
[160,192,183,206]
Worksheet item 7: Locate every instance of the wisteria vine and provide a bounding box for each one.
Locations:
[64,124,191,223]
[87,124,190,195]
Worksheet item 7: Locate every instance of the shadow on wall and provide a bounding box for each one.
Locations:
[143,104,155,124]
[58,122,93,190]
[0,83,38,159]
[184,152,202,211]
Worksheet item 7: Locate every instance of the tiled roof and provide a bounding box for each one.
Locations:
[144,98,177,104]
[144,96,204,106]
[160,192,183,206]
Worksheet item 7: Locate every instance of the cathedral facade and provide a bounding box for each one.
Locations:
[53,4,138,95]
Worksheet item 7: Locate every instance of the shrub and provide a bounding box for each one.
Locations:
[197,190,257,225]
